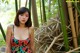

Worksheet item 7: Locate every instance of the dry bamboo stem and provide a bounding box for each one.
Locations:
[45,32,63,53]
[67,2,78,48]
[75,9,78,36]
[66,47,80,53]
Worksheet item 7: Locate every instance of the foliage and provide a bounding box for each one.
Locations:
[0,33,6,47]
[36,0,58,25]
[0,0,15,47]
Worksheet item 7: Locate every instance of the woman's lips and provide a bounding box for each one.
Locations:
[22,20,25,22]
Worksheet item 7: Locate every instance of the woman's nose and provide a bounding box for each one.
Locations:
[23,16,26,18]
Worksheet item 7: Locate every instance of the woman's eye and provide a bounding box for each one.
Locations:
[26,15,29,17]
[20,14,23,16]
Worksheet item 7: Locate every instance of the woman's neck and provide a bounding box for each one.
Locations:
[19,23,26,28]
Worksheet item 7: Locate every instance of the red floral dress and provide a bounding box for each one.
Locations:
[10,35,32,53]
[10,25,32,53]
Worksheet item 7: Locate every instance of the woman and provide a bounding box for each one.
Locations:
[6,7,35,53]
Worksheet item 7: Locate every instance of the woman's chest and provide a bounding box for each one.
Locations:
[13,29,29,40]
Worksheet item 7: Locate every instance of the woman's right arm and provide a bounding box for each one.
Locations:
[6,25,12,53]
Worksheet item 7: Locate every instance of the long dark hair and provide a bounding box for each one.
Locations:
[14,7,32,27]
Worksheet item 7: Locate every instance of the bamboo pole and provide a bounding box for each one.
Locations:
[15,0,18,13]
[75,8,78,36]
[42,0,47,22]
[25,0,27,7]
[73,3,80,15]
[58,0,69,51]
[29,0,31,10]
[19,0,21,8]
[48,0,51,12]
[66,47,80,53]
[31,0,39,27]
[45,32,63,53]
[39,0,43,24]
[75,1,78,36]
[0,23,6,41]
[67,2,78,48]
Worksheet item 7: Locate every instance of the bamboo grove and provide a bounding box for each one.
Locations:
[0,0,80,53]
[13,0,80,52]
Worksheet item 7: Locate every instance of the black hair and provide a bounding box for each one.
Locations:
[14,7,32,27]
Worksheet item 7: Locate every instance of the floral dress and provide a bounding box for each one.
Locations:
[10,26,32,53]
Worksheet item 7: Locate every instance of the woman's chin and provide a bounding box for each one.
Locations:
[20,22,26,24]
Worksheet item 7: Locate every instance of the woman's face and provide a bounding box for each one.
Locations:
[18,12,29,24]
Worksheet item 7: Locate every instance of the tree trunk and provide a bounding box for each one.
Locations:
[31,0,39,27]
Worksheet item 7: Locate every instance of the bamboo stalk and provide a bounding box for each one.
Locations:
[15,0,18,13]
[73,3,80,15]
[0,23,6,41]
[48,0,51,12]
[29,0,31,10]
[66,47,80,53]
[67,2,78,48]
[39,0,43,24]
[75,1,78,36]
[31,0,39,27]
[25,0,27,7]
[75,8,78,36]
[45,32,63,53]
[19,0,21,8]
[42,0,47,22]
[58,0,69,51]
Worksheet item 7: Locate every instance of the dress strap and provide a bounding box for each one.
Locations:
[12,25,14,35]
[13,25,14,32]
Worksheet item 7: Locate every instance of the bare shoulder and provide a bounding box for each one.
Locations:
[7,24,14,32]
[28,27,34,34]
[29,27,34,31]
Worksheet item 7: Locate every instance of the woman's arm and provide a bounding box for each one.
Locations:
[6,25,12,53]
[29,27,35,53]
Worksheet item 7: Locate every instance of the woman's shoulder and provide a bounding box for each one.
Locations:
[7,24,14,31]
[28,26,34,33]
[7,24,14,28]
[29,26,34,31]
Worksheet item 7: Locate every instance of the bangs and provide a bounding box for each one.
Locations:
[17,7,28,14]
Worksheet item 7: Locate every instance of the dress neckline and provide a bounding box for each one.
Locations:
[12,25,30,41]
[12,35,30,41]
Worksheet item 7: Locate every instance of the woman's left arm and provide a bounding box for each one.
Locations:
[30,27,35,53]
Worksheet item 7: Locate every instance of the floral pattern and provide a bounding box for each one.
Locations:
[10,36,32,53]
